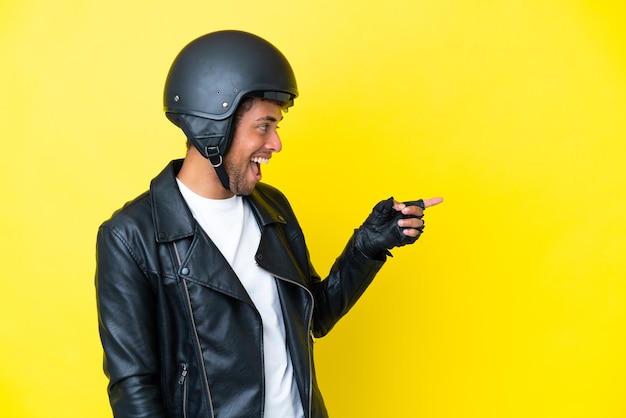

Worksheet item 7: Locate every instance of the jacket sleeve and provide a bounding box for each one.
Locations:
[309,233,386,338]
[95,224,168,418]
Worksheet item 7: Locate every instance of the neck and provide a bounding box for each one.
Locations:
[177,146,234,199]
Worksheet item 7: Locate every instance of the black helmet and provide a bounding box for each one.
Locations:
[163,30,298,189]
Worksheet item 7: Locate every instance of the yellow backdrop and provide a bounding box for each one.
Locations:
[1,1,625,417]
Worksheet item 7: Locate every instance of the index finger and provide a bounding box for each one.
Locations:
[422,197,444,208]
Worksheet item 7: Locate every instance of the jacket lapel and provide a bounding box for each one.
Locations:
[149,161,307,303]
[181,227,253,304]
[150,159,252,304]
[246,189,310,288]
[151,160,195,242]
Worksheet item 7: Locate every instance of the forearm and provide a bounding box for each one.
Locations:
[309,197,433,337]
[311,234,385,337]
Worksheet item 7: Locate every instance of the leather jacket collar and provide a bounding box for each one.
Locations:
[151,159,287,244]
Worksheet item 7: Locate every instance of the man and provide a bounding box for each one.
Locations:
[96,30,443,418]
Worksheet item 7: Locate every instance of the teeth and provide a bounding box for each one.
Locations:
[251,157,269,165]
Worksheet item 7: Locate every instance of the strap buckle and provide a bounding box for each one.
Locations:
[205,146,223,168]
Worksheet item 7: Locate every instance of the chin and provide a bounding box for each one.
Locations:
[232,185,256,196]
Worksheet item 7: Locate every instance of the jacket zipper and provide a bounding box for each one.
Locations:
[174,242,215,417]
[181,278,215,417]
[178,363,188,418]
[175,242,313,416]
[178,363,188,385]
[271,272,315,418]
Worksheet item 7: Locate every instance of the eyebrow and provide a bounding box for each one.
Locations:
[255,115,284,122]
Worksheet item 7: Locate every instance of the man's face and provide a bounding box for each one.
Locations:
[225,98,284,196]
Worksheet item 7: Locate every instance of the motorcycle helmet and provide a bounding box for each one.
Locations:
[163,30,298,189]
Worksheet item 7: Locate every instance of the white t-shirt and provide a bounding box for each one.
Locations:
[176,179,304,418]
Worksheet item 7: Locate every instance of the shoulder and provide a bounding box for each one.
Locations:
[102,190,151,225]
[98,160,180,238]
[99,190,154,240]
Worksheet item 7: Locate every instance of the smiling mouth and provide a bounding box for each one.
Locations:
[250,156,269,178]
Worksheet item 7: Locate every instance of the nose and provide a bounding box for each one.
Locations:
[267,130,282,153]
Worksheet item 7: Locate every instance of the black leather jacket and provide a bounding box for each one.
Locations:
[96,160,385,418]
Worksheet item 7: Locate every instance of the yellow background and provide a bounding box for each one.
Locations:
[1,0,625,417]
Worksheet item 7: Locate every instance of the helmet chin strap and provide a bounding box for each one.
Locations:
[164,113,233,192]
[205,145,231,191]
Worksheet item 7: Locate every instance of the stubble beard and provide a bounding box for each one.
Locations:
[225,159,254,196]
